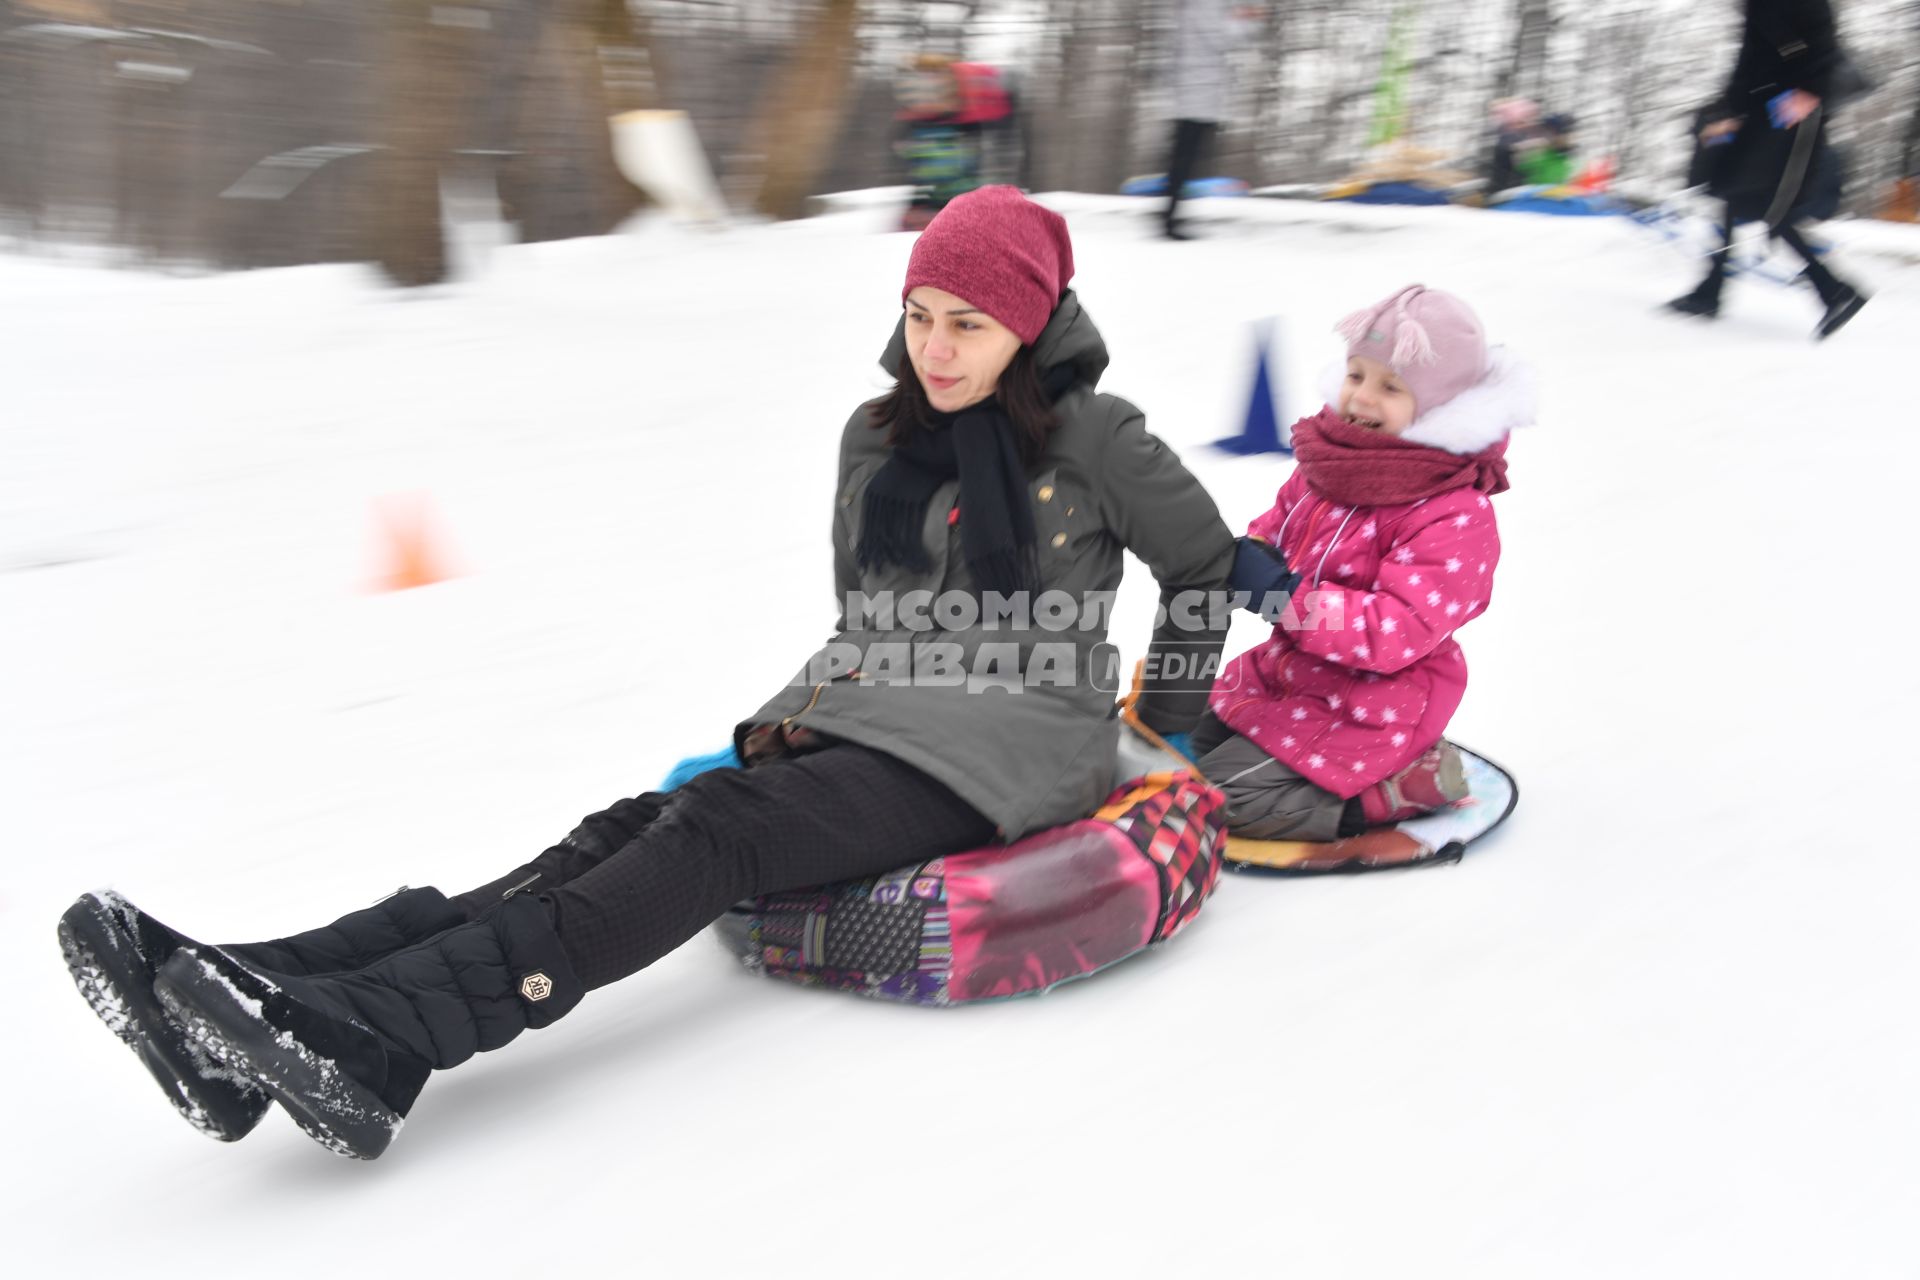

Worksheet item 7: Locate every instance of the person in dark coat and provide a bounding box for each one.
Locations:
[56,187,1239,1160]
[1161,0,1263,240]
[1484,98,1541,195]
[1668,0,1868,338]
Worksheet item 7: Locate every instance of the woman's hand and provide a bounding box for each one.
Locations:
[1699,117,1742,144]
[1768,89,1820,128]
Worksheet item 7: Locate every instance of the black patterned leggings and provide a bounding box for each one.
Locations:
[452,744,995,990]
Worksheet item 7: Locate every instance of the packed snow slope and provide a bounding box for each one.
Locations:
[4,194,1917,1278]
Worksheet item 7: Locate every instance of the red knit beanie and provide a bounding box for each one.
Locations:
[901,186,1075,345]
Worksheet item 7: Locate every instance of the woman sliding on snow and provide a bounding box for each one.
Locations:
[57,187,1236,1159]
[1191,285,1532,841]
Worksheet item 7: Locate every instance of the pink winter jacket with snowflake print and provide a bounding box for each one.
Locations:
[1211,348,1532,798]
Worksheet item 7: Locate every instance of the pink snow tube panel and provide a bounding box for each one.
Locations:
[714,772,1226,1004]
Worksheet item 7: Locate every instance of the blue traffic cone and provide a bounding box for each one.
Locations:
[1213,323,1290,455]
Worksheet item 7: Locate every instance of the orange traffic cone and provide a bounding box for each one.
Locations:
[371,493,455,592]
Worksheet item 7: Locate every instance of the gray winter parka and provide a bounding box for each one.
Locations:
[1171,0,1262,123]
[737,292,1235,841]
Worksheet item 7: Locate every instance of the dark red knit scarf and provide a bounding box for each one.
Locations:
[1290,406,1510,506]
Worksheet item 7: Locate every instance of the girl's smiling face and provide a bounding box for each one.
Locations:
[1340,356,1416,435]
[903,287,1023,412]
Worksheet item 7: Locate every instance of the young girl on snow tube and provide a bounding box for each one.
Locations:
[56,187,1238,1159]
[1194,285,1533,841]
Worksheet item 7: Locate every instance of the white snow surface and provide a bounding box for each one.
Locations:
[5,195,1918,1277]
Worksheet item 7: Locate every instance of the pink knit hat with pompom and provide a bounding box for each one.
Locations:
[1336,285,1488,418]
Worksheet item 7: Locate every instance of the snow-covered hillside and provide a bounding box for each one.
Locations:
[5,194,1917,1278]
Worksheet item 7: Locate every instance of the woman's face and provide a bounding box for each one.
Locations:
[1340,356,1417,435]
[904,287,1023,413]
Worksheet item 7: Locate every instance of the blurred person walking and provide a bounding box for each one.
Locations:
[896,56,1016,231]
[1667,0,1869,338]
[57,188,1237,1160]
[1162,0,1264,240]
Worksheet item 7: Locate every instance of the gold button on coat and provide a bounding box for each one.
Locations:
[1051,532,1068,548]
[1037,485,1054,503]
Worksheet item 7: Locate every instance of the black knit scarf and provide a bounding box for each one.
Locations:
[857,364,1077,599]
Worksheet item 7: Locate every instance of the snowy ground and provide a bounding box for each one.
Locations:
[5,194,1917,1278]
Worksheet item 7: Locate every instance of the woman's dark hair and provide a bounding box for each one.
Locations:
[869,346,1061,467]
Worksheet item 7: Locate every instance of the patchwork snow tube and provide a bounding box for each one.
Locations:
[713,769,1226,1005]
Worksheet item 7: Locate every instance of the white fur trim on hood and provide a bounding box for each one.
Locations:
[1315,346,1537,456]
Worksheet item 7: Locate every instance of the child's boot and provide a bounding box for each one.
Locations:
[1359,742,1470,826]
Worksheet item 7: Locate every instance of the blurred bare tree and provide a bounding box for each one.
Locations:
[1497,0,1554,105]
[745,0,860,218]
[0,0,647,280]
[364,0,647,284]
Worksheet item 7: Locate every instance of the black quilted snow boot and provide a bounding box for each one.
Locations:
[57,887,464,1141]
[154,891,582,1160]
